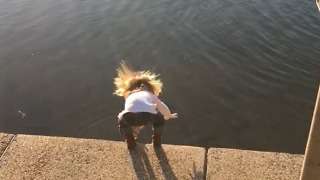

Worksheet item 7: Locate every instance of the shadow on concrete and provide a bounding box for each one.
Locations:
[154,147,178,180]
[129,145,179,180]
[189,163,203,180]
[129,145,156,179]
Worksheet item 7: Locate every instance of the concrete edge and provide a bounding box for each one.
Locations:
[0,133,307,180]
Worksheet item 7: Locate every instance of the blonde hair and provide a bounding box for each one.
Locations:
[113,62,163,97]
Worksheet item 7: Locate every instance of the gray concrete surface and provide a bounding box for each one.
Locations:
[0,133,14,157]
[206,148,304,180]
[0,134,205,180]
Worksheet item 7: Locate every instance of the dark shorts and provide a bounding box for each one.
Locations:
[118,112,165,135]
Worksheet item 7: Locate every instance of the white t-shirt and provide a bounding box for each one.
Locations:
[118,91,172,120]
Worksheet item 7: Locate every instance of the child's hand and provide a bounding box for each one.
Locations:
[166,113,178,120]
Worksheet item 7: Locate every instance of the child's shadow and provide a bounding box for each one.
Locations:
[129,145,156,179]
[129,145,177,180]
[154,147,178,180]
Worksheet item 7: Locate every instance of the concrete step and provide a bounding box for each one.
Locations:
[207,148,303,180]
[0,134,205,180]
[0,133,305,179]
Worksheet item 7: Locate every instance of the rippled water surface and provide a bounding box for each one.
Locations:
[1,0,320,153]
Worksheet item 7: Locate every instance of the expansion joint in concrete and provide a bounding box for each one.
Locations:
[203,148,209,180]
[0,134,17,160]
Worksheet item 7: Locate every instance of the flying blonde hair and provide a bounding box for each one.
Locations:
[114,62,163,97]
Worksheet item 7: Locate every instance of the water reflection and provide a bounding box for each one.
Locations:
[0,0,319,154]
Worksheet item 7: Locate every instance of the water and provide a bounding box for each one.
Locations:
[0,0,319,154]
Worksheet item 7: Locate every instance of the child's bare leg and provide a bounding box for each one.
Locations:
[124,132,137,150]
[119,115,137,150]
[152,114,165,148]
[152,132,162,148]
[120,126,137,149]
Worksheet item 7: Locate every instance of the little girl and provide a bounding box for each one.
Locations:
[114,62,178,149]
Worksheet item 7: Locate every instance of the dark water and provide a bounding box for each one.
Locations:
[1,0,320,154]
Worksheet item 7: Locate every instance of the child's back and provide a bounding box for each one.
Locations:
[114,62,178,149]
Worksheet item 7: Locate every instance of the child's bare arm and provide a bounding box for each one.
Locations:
[153,95,178,120]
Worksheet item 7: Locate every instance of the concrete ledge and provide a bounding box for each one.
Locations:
[0,134,307,179]
[0,133,14,157]
[0,134,205,180]
[206,148,304,180]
